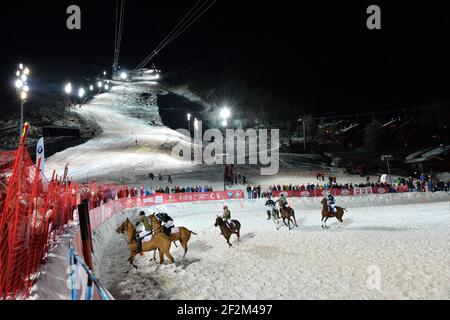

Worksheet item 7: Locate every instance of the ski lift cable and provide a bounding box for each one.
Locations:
[113,0,119,66]
[114,0,121,69]
[156,0,216,55]
[153,0,211,54]
[156,0,205,54]
[134,0,217,70]
[113,0,126,70]
[134,0,209,70]
[137,0,216,70]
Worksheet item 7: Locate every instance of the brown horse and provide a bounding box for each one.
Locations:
[320,197,346,228]
[116,218,174,267]
[214,216,241,247]
[149,214,197,258]
[280,206,299,230]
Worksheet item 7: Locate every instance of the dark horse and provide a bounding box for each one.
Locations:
[280,206,299,230]
[320,197,346,228]
[214,216,241,247]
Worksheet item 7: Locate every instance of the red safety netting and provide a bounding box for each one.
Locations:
[0,126,77,300]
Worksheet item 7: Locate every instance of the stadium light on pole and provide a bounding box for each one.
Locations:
[15,63,30,140]
[78,88,85,98]
[194,118,199,138]
[120,72,127,80]
[187,113,192,137]
[65,82,72,94]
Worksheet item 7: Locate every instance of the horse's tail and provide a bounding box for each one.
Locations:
[188,229,197,236]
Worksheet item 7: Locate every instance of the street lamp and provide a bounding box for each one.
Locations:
[64,82,72,94]
[97,81,103,88]
[221,120,228,127]
[78,88,85,98]
[15,63,30,139]
[220,107,231,120]
[194,118,199,138]
[89,85,94,91]
[187,113,191,136]
[104,84,109,90]
[15,79,23,89]
[120,72,127,80]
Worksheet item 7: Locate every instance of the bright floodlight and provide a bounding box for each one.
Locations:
[23,85,29,93]
[187,113,191,121]
[20,91,27,100]
[15,79,24,89]
[89,85,94,91]
[104,84,109,90]
[78,88,85,98]
[64,83,72,94]
[16,71,21,77]
[19,63,23,70]
[221,120,228,127]
[194,118,199,130]
[23,67,30,75]
[120,72,127,80]
[103,71,107,76]
[21,74,27,82]
[97,81,102,88]
[220,107,231,119]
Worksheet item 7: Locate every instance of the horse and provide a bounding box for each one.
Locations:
[320,197,346,228]
[149,214,197,259]
[279,206,299,230]
[267,205,281,230]
[214,216,241,247]
[116,218,174,268]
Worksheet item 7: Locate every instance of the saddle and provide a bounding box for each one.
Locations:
[140,232,153,243]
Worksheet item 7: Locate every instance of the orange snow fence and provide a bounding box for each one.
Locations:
[0,124,77,299]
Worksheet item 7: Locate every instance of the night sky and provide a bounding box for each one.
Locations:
[1,1,449,114]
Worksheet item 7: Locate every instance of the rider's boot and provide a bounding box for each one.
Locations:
[267,211,271,220]
[137,238,143,256]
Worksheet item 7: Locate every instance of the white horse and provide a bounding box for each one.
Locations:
[267,205,281,230]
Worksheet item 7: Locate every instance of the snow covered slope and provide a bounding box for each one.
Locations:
[99,192,450,300]
[45,80,193,181]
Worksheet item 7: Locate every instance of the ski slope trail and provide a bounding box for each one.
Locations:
[99,193,450,300]
[45,80,193,181]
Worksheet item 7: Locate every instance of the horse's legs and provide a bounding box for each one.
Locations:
[166,251,175,264]
[226,236,232,247]
[182,241,188,259]
[293,214,299,227]
[159,250,164,264]
[324,217,329,228]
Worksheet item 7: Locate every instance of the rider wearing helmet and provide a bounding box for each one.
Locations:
[327,193,336,213]
[135,211,153,254]
[221,205,235,229]
[156,212,175,236]
[276,193,289,210]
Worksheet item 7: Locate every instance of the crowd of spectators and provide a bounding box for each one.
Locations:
[243,174,450,199]
[153,185,213,194]
[224,165,247,186]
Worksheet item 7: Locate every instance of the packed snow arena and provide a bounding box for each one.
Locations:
[0,1,449,304]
